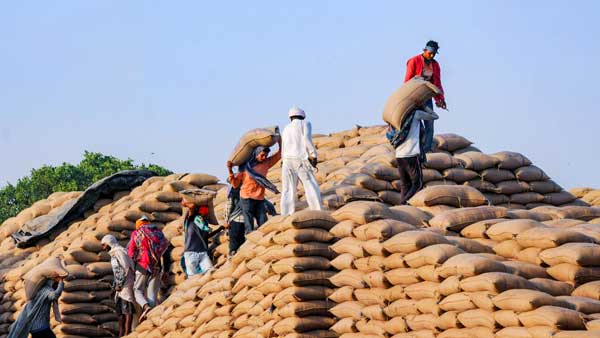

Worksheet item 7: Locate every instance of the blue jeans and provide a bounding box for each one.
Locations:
[239,198,267,233]
[423,99,435,153]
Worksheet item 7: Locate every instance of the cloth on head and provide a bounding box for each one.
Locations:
[135,218,150,230]
[289,106,306,118]
[239,147,280,194]
[101,234,118,248]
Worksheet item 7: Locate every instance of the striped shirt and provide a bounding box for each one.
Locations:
[30,281,64,332]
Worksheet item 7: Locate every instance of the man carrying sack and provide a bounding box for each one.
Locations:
[404,40,446,153]
[227,137,281,232]
[280,106,323,215]
[181,199,216,277]
[9,257,67,338]
[127,215,169,321]
[387,107,439,204]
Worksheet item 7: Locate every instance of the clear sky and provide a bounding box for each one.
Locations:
[1,1,598,189]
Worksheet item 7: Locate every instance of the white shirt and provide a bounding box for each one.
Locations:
[282,119,318,160]
[395,109,437,158]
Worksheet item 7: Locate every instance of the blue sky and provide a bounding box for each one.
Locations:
[1,1,598,189]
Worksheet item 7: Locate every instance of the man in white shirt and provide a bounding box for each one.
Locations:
[392,108,439,204]
[280,107,323,215]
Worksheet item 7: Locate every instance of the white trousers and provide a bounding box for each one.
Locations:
[133,270,160,308]
[280,159,323,216]
[183,251,213,277]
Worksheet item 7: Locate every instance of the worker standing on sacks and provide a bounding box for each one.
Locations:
[227,138,281,232]
[387,107,439,204]
[404,40,446,153]
[280,106,323,215]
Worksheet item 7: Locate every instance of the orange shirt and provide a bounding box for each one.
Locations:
[229,151,281,200]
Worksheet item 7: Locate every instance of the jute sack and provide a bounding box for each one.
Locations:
[434,133,473,152]
[529,278,574,297]
[330,301,364,320]
[543,191,577,205]
[514,165,550,182]
[516,227,595,249]
[382,77,441,130]
[229,127,280,166]
[23,257,69,300]
[454,152,500,171]
[494,180,531,195]
[506,209,553,222]
[479,168,515,183]
[280,210,338,231]
[517,306,586,330]
[437,253,507,278]
[408,186,488,208]
[355,319,386,335]
[572,281,600,299]
[330,269,366,289]
[439,293,476,312]
[529,180,562,194]
[437,327,494,338]
[352,219,416,241]
[331,201,398,225]
[428,206,508,232]
[424,152,464,171]
[502,261,550,279]
[486,219,545,241]
[557,296,600,314]
[494,310,520,328]
[343,173,393,192]
[546,263,600,285]
[539,243,600,266]
[492,289,572,312]
[330,317,357,334]
[404,244,464,268]
[459,218,506,239]
[553,206,600,221]
[383,230,450,254]
[456,309,496,329]
[492,151,532,170]
[442,168,479,183]
[459,272,536,294]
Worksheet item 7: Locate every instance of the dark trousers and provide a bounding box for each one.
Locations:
[423,99,435,153]
[240,198,267,233]
[31,328,56,338]
[228,220,246,254]
[395,156,423,204]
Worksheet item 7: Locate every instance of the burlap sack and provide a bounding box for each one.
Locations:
[383,230,450,254]
[494,180,531,195]
[547,263,600,285]
[281,210,338,231]
[437,253,507,278]
[486,219,545,241]
[516,227,595,249]
[491,151,532,170]
[459,272,535,294]
[492,289,572,312]
[355,318,386,335]
[459,218,505,239]
[434,133,473,152]
[479,168,515,183]
[330,269,366,289]
[454,152,500,171]
[343,173,393,192]
[518,306,586,330]
[543,191,577,205]
[331,237,366,258]
[404,244,464,268]
[439,293,476,312]
[382,77,441,130]
[442,168,479,183]
[271,257,331,274]
[23,257,69,300]
[557,296,600,314]
[514,166,550,182]
[539,243,600,266]
[229,127,280,166]
[331,201,399,224]
[506,209,553,222]
[424,152,464,171]
[330,317,357,334]
[529,278,574,297]
[428,206,508,232]
[385,268,421,286]
[502,261,550,279]
[330,301,364,320]
[457,309,496,329]
[408,186,488,208]
[353,219,416,241]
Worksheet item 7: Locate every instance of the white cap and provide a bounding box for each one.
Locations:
[288,106,305,118]
[101,234,118,247]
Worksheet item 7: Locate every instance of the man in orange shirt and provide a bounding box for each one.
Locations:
[226,138,282,232]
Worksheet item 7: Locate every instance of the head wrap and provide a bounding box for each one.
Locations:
[101,234,118,248]
[288,106,306,118]
[239,147,280,194]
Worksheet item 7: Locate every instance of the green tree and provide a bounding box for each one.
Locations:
[0,151,172,225]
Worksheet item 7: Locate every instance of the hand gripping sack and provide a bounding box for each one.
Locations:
[229,127,280,166]
[382,77,442,130]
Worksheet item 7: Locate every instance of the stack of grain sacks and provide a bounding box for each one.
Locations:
[298,128,583,211]
[124,209,340,338]
[571,188,600,208]
[326,200,600,337]
[0,173,224,338]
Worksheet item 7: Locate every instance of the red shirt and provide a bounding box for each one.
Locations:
[127,225,168,274]
[404,54,445,103]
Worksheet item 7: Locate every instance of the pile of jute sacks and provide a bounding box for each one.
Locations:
[0,173,225,338]
[571,188,600,207]
[121,198,600,337]
[264,126,583,212]
[126,209,339,338]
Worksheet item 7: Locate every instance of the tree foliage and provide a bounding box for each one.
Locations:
[0,151,171,224]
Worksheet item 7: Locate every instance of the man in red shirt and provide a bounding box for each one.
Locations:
[404,40,446,153]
